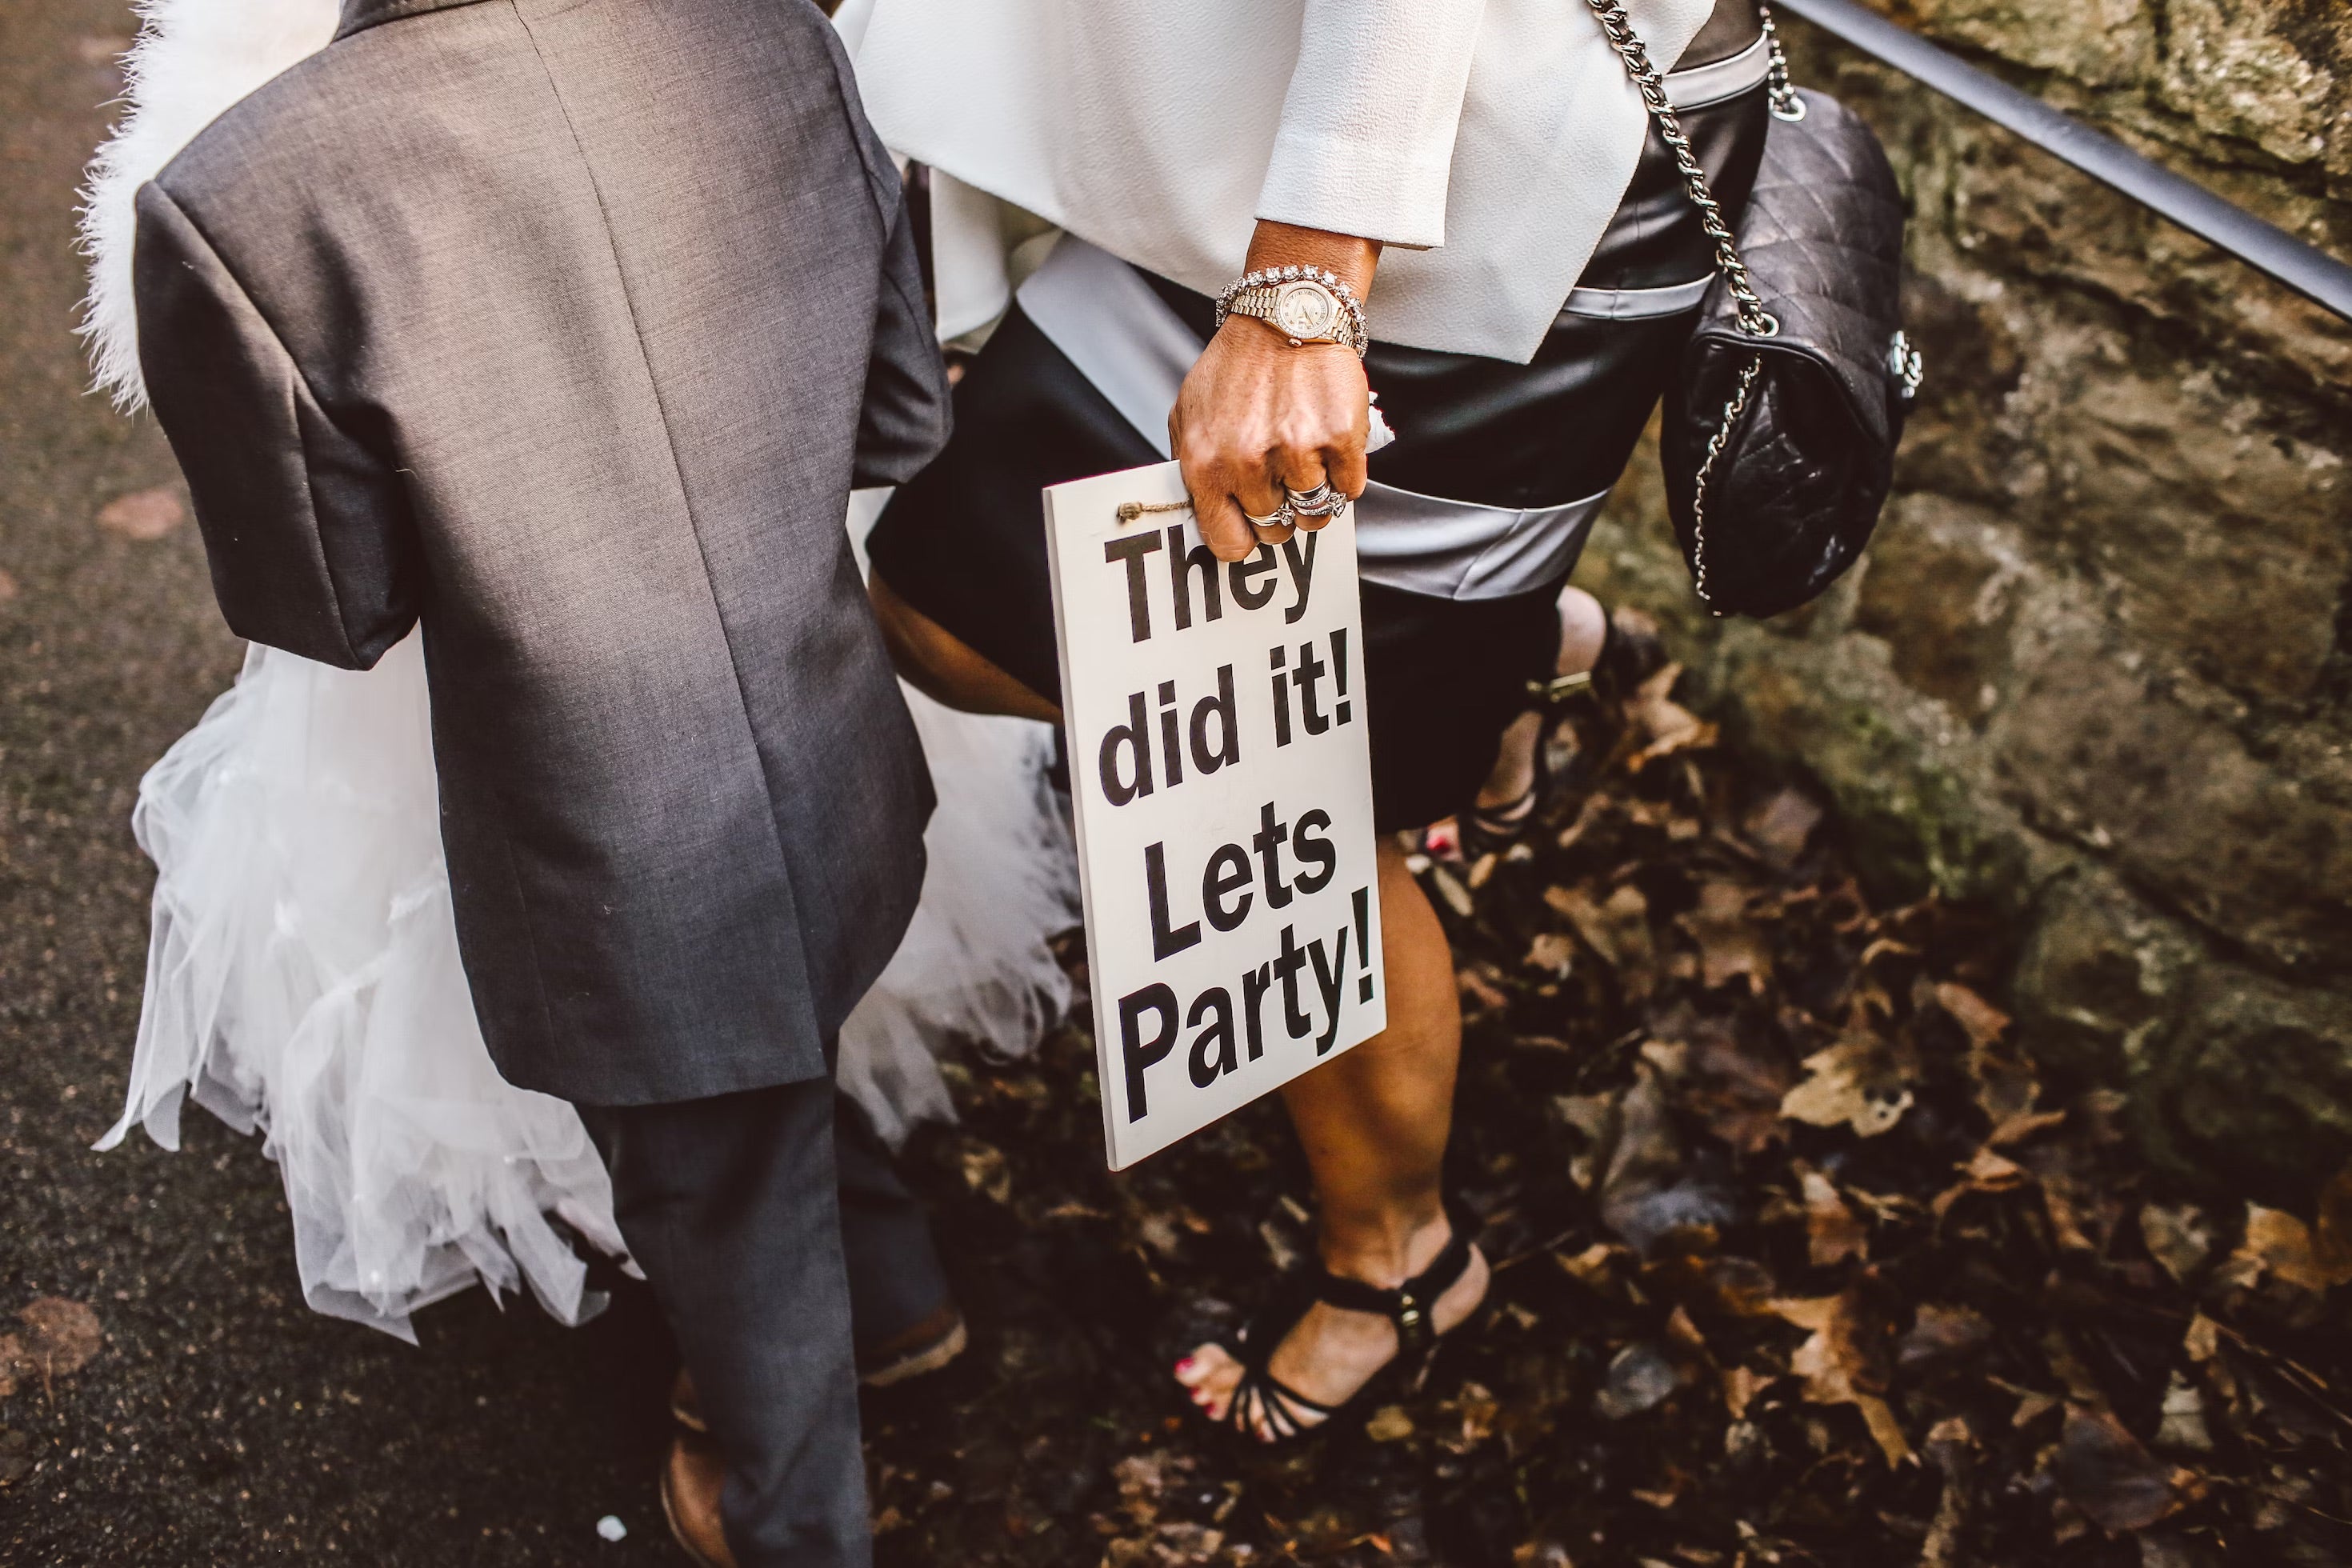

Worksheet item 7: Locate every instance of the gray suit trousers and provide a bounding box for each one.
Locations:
[578,1083,945,1566]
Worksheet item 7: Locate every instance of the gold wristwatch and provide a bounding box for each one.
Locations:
[1215,266,1370,356]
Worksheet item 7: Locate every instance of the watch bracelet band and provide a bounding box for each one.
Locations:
[1214,266,1370,356]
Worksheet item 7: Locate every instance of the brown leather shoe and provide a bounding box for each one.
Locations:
[661,1431,737,1568]
[669,1305,969,1431]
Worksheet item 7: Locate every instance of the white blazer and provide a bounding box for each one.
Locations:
[835,0,1717,363]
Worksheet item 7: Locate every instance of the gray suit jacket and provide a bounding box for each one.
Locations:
[134,0,951,1106]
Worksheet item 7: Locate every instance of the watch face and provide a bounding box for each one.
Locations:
[1272,282,1338,340]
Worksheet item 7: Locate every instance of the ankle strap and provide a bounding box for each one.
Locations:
[1311,1205,1479,1352]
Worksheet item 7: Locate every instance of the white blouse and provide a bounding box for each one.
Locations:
[834,0,1718,363]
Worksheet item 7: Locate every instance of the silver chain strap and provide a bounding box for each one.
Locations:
[1686,355,1761,607]
[1582,0,1801,612]
[1761,5,1806,124]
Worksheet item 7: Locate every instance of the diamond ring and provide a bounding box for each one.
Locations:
[1285,483,1347,518]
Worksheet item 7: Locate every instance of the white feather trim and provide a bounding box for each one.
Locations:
[78,0,342,410]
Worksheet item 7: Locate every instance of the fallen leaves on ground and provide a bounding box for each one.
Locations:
[862,657,2352,1568]
[0,1299,102,1402]
[93,486,184,541]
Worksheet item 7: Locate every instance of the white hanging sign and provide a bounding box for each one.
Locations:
[1045,462,1387,1169]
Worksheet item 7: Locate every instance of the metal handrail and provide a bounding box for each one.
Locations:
[1777,0,2352,325]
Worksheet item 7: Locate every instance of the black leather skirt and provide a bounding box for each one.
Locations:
[870,60,1769,833]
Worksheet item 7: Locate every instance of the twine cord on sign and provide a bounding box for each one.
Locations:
[1114,500,1195,523]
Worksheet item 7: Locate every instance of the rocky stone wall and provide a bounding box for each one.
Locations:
[1579,0,2352,1198]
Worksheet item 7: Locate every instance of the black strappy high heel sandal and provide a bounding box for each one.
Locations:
[1452,664,1591,860]
[1458,602,1628,857]
[1203,1203,1484,1446]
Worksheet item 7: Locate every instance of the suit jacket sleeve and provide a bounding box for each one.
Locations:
[133,181,421,670]
[850,167,954,489]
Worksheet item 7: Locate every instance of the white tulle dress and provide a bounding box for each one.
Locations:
[82,0,1081,1342]
[100,596,1078,1342]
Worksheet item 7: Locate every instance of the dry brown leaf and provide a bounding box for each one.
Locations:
[1555,1242,1625,1291]
[13,1299,101,1387]
[1622,665,1718,769]
[1457,964,1510,1016]
[2314,1164,2352,1284]
[0,1427,29,1487]
[1933,981,2043,1132]
[1524,931,1576,977]
[1771,1293,1914,1466]
[1593,1342,1679,1419]
[1427,862,1474,919]
[2040,1178,2100,1254]
[2238,1203,2352,1294]
[1258,1220,1302,1273]
[1932,1146,2029,1221]
[958,1142,1011,1203]
[1704,1255,1782,1318]
[2178,1315,2248,1434]
[1780,1038,1914,1138]
[1365,1405,1415,1442]
[1598,1066,1734,1250]
[1933,981,2010,1049]
[1638,1038,1689,1079]
[2153,1374,2213,1454]
[1919,1417,1974,1568]
[1447,1382,1500,1447]
[1678,881,1772,994]
[1673,1018,1793,1155]
[1598,1069,1684,1243]
[1544,882,1654,985]
[1554,1092,1616,1142]
[1552,791,1609,854]
[1720,1364,1767,1420]
[95,486,185,540]
[1898,1303,1994,1374]
[1986,1108,2069,1148]
[2040,1328,2109,1410]
[2052,1406,2186,1533]
[1798,1168,1868,1267]
[1554,1091,1616,1192]
[1960,1146,2026,1186]
[1742,787,1823,870]
[2011,1389,2061,1428]
[1855,935,1921,969]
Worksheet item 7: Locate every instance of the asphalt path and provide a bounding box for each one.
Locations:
[1,3,683,1561]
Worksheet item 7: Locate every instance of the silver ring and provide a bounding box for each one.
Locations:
[1243,501,1294,530]
[1285,483,1346,518]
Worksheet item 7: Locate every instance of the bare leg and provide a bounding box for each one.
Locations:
[876,572,1490,1435]
[868,573,1062,725]
[1174,839,1489,1435]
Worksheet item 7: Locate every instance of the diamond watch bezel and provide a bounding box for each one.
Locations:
[1271,280,1340,340]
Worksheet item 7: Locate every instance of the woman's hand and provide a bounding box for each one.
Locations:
[1171,223,1379,562]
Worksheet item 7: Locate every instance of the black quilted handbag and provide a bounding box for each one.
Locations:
[1589,0,1921,618]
